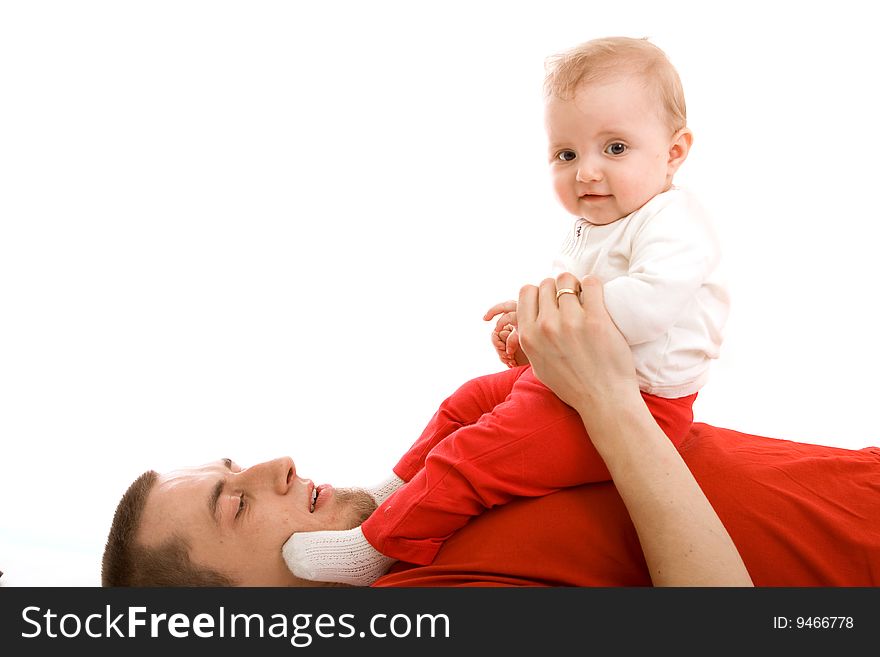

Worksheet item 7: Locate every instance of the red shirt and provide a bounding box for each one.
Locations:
[374,424,880,586]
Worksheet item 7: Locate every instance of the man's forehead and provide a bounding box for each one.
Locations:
[158,460,227,489]
[140,460,226,546]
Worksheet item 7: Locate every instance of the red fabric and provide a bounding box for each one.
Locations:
[373,423,880,587]
[362,365,695,564]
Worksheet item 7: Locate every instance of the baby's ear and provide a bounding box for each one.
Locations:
[667,127,693,174]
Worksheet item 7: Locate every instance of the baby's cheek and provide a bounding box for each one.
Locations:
[551,175,570,200]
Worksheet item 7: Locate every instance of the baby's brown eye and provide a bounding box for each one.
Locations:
[605,143,627,156]
[557,150,576,162]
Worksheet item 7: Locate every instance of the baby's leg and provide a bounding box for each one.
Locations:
[367,366,532,505]
[393,365,532,482]
[281,365,531,586]
[364,368,695,565]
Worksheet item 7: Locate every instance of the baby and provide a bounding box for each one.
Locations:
[283,36,729,586]
[487,36,728,398]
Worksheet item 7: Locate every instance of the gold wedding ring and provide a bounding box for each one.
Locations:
[556,288,579,300]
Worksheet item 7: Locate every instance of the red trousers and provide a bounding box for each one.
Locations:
[361,365,696,564]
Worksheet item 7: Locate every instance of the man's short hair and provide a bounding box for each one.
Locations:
[544,36,687,132]
[101,470,234,586]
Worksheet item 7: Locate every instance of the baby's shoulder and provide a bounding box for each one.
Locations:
[649,186,700,212]
[635,187,711,227]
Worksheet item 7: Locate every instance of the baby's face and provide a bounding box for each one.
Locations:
[545,75,686,225]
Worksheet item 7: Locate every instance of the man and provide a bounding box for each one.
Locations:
[102,276,880,587]
[102,457,377,586]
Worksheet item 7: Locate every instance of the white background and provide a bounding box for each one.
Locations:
[2,0,878,586]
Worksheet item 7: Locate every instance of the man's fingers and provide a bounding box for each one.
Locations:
[578,275,606,314]
[554,271,582,306]
[538,277,558,313]
[554,271,581,294]
[517,283,539,326]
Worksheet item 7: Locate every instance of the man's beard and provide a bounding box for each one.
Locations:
[334,487,378,529]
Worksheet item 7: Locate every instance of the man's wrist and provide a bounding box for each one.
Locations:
[571,382,643,422]
[573,385,652,447]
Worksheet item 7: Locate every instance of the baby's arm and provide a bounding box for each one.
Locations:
[604,200,722,345]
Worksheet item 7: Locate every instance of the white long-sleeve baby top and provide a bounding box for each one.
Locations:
[552,187,730,398]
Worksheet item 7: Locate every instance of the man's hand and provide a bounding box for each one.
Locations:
[517,272,753,587]
[484,300,530,368]
[516,273,639,412]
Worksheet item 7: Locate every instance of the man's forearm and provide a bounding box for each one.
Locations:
[577,395,753,587]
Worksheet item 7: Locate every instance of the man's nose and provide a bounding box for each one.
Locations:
[242,457,296,493]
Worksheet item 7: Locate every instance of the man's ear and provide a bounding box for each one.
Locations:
[667,127,693,176]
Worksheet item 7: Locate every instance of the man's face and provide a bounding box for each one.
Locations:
[138,456,374,585]
[545,75,684,225]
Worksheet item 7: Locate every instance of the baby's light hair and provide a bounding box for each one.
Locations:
[544,36,687,132]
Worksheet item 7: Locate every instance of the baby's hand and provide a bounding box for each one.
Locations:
[484,301,530,368]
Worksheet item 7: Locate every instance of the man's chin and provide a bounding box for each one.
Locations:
[333,487,378,528]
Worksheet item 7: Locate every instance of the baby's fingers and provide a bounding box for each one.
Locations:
[491,330,507,352]
[484,300,517,321]
[493,312,517,334]
[505,330,521,357]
